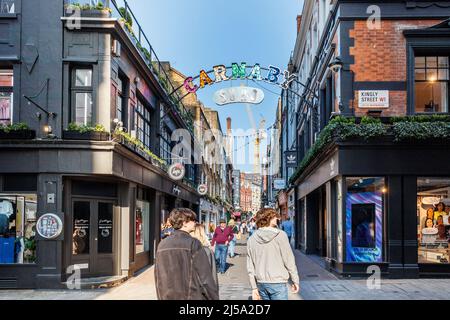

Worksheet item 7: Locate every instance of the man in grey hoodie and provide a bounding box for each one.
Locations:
[247,208,300,300]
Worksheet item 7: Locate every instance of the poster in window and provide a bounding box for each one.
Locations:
[346,192,383,262]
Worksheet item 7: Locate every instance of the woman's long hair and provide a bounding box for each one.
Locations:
[191,223,210,247]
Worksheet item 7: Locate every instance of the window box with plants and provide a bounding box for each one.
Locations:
[63,123,110,141]
[113,129,167,169]
[65,2,112,18]
[0,123,36,140]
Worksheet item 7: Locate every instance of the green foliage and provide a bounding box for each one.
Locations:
[119,7,133,27]
[392,121,450,141]
[67,123,107,133]
[66,2,112,12]
[0,122,30,133]
[391,115,450,123]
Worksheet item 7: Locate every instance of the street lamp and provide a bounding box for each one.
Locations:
[328,56,355,115]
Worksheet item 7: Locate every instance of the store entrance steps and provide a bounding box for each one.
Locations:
[62,275,128,289]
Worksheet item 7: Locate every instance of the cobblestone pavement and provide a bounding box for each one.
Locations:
[2,235,450,300]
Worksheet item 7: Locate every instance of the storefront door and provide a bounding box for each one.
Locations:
[70,199,115,277]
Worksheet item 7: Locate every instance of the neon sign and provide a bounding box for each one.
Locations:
[183,63,297,94]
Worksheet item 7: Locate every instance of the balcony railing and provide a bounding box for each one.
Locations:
[0,0,15,14]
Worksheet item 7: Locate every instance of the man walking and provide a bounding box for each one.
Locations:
[281,216,293,244]
[155,208,219,300]
[247,208,300,300]
[211,219,234,274]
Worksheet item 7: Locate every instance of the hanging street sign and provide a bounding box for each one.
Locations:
[183,63,297,94]
[213,86,265,106]
[168,163,185,181]
[285,151,298,168]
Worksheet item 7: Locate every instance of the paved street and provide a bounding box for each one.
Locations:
[1,235,450,300]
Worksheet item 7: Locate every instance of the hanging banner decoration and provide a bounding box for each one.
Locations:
[213,86,265,106]
[182,62,298,94]
[168,163,185,181]
[197,184,208,196]
[36,213,63,239]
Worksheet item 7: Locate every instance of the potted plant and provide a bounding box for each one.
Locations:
[0,123,36,139]
[63,123,110,141]
[66,2,112,18]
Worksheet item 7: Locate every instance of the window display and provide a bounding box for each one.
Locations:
[417,178,450,264]
[136,200,150,254]
[0,194,37,264]
[346,177,385,263]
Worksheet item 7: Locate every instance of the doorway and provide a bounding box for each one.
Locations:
[70,199,116,277]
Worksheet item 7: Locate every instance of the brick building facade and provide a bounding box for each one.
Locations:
[283,1,450,278]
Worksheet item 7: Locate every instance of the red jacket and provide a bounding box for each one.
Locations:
[211,226,234,246]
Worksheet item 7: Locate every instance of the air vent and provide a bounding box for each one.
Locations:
[0,279,18,289]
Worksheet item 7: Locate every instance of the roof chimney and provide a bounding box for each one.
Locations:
[297,15,302,34]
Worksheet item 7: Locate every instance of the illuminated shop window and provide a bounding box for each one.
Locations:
[417,178,450,264]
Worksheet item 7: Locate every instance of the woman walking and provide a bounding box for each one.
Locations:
[228,219,239,258]
[191,223,219,290]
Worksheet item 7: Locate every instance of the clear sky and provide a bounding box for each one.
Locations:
[126,0,303,172]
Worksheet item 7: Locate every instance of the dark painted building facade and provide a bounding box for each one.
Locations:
[287,0,450,278]
[0,0,200,288]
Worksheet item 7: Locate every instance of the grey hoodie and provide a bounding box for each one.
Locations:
[247,227,300,290]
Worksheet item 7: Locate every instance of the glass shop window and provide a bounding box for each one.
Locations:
[135,200,150,254]
[345,177,386,263]
[415,56,449,113]
[0,194,37,264]
[417,178,450,264]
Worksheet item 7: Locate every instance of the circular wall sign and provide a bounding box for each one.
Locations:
[168,163,185,181]
[36,213,63,239]
[197,184,208,196]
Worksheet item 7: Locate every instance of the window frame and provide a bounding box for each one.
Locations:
[134,97,152,150]
[0,68,13,125]
[414,55,450,114]
[71,66,94,126]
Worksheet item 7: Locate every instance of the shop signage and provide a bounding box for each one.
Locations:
[213,86,265,106]
[285,151,298,168]
[168,163,185,181]
[183,63,298,94]
[197,184,208,196]
[358,90,389,108]
[36,213,63,239]
[273,179,286,190]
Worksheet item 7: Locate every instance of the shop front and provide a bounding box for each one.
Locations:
[295,139,450,278]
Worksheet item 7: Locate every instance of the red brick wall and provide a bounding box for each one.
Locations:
[348,19,440,116]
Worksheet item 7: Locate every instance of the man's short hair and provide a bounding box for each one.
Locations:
[169,208,197,230]
[255,208,280,228]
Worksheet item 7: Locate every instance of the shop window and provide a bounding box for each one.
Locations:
[71,67,93,125]
[417,178,450,264]
[415,56,449,113]
[0,194,37,264]
[135,200,150,254]
[134,98,151,149]
[0,69,13,126]
[345,177,386,263]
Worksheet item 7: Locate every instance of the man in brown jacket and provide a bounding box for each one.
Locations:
[155,208,219,300]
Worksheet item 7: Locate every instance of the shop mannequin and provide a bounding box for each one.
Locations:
[434,202,446,221]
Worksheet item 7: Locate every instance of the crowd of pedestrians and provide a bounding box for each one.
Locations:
[155,208,299,301]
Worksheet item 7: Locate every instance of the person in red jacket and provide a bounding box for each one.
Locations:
[211,219,234,274]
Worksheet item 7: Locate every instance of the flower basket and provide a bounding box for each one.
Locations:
[0,130,35,140]
[63,131,109,141]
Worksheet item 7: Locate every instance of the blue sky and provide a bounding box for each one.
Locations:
[127,0,303,171]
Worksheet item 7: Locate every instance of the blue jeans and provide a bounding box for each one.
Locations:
[215,244,228,273]
[228,238,236,257]
[256,283,289,300]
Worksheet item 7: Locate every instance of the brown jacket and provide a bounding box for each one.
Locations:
[155,230,219,300]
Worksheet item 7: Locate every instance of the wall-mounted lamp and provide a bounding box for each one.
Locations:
[43,125,52,134]
[328,56,344,73]
[134,76,141,85]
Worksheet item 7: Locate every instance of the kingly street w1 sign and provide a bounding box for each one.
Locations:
[358,90,389,108]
